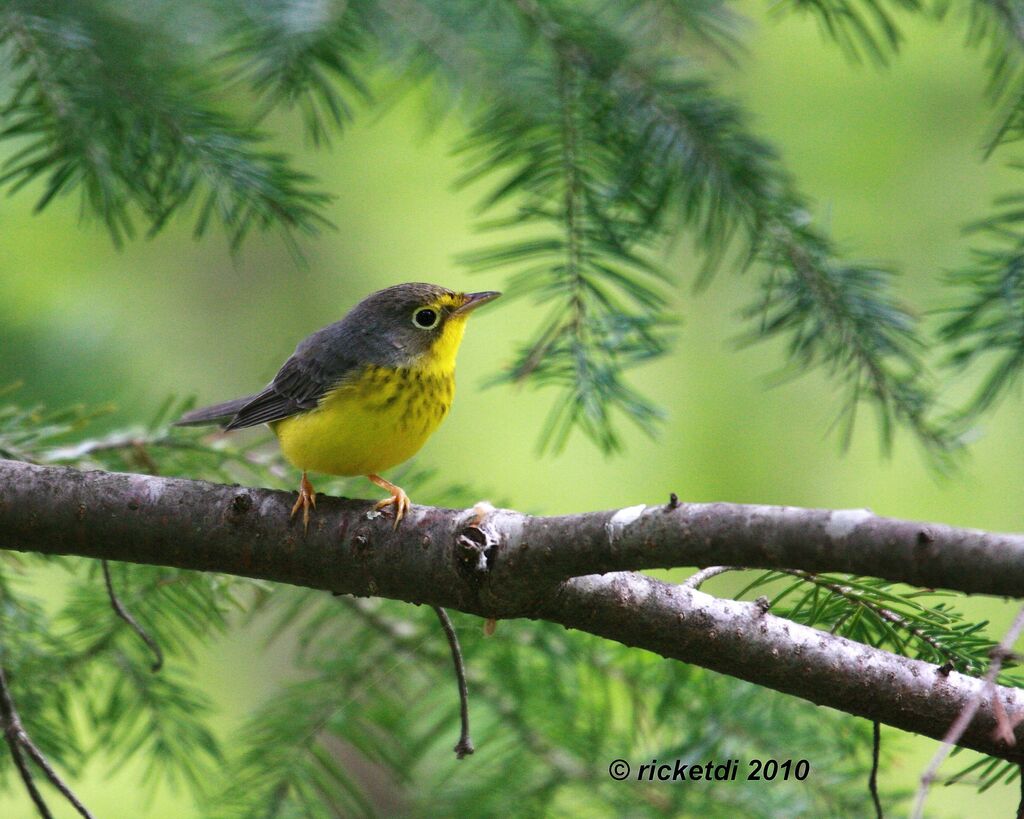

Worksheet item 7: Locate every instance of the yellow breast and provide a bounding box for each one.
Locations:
[270,315,468,477]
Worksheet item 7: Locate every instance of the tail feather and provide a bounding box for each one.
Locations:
[174,396,254,427]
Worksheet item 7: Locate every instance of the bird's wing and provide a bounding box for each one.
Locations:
[224,337,361,431]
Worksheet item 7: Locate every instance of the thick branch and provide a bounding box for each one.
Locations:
[2,459,1024,761]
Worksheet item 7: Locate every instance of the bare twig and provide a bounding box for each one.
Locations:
[0,665,95,819]
[912,604,1024,818]
[432,606,474,758]
[869,721,883,819]
[682,565,741,589]
[0,671,52,819]
[102,559,164,672]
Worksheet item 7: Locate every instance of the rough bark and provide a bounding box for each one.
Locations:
[2,458,1024,762]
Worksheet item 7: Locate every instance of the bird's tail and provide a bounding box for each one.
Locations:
[174,396,254,427]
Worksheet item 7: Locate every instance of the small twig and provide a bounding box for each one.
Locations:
[912,603,1024,819]
[682,566,741,590]
[1018,761,1024,819]
[0,674,52,819]
[432,606,474,758]
[869,721,883,819]
[102,559,163,672]
[0,665,94,819]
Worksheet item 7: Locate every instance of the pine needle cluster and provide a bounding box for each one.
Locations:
[5,0,1022,451]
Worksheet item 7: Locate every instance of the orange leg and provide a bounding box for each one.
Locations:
[367,474,410,529]
[290,471,316,534]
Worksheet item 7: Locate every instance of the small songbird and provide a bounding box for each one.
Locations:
[175,283,500,530]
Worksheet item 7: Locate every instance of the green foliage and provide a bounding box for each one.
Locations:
[210,591,880,818]
[941,174,1024,420]
[228,0,375,145]
[0,0,331,248]
[783,0,1024,419]
[737,571,1012,676]
[777,0,922,64]
[2,0,1002,454]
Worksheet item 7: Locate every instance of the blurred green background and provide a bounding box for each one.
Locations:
[2,3,1023,816]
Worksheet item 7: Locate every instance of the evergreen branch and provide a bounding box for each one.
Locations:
[739,570,999,673]
[775,0,921,64]
[451,3,676,452]
[0,2,332,247]
[226,0,375,145]
[755,217,947,454]
[472,0,950,454]
[225,588,874,816]
[3,461,1024,765]
[940,190,1024,417]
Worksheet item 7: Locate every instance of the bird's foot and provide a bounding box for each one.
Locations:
[290,472,316,534]
[368,474,410,529]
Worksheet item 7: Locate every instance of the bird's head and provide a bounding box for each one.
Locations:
[347,282,501,371]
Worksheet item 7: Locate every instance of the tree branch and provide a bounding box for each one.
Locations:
[2,459,1024,762]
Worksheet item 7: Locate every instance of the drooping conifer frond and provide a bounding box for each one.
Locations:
[0,0,964,453]
[940,191,1024,417]
[0,1,331,247]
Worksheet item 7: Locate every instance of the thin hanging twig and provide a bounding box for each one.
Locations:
[433,606,474,758]
[0,665,95,819]
[102,559,163,672]
[869,720,883,819]
[1,695,52,819]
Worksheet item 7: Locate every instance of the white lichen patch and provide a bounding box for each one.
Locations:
[605,504,646,544]
[825,508,872,539]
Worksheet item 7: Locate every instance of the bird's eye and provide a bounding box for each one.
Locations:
[412,307,440,329]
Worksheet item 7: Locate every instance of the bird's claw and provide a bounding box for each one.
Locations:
[290,472,316,534]
[374,487,410,529]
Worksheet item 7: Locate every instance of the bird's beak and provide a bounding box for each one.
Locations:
[454,291,501,315]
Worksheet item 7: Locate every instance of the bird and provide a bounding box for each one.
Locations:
[175,282,500,530]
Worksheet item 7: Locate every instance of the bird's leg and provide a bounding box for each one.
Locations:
[290,471,316,534]
[367,474,410,529]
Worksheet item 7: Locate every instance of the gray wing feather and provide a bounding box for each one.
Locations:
[223,330,360,430]
[175,396,255,427]
[174,320,366,431]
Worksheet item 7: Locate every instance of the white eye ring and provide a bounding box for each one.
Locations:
[412,307,440,329]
